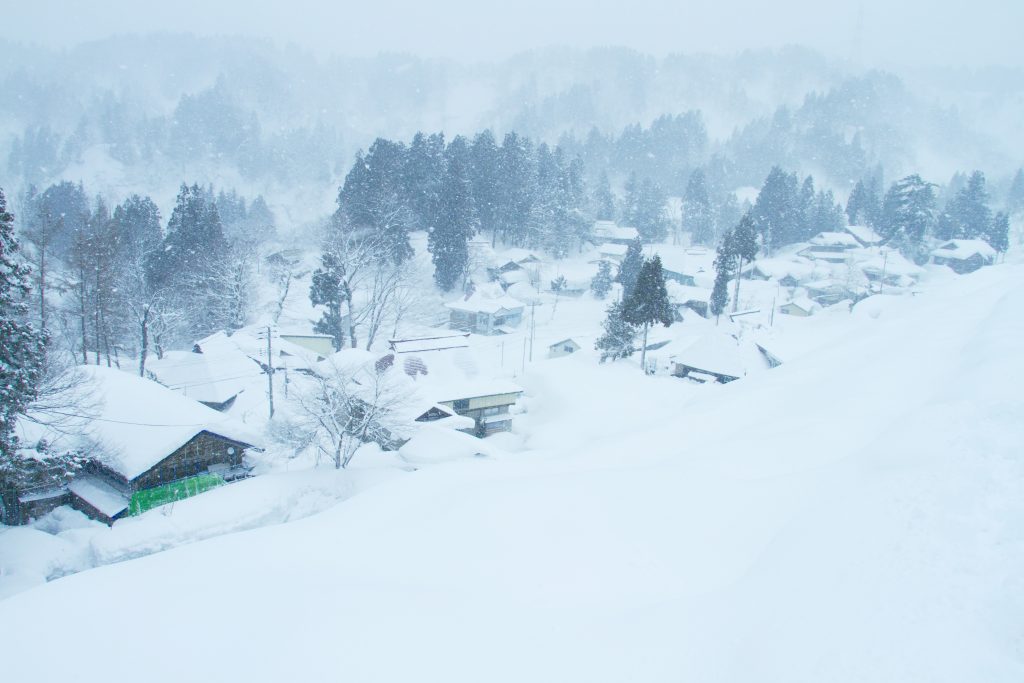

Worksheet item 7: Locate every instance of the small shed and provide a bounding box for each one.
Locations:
[548,339,582,358]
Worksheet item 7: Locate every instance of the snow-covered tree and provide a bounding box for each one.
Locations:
[594,300,636,362]
[621,256,673,372]
[1007,168,1024,217]
[751,166,799,252]
[682,169,715,246]
[935,171,992,241]
[616,237,644,300]
[881,175,936,262]
[590,260,613,299]
[593,170,616,221]
[0,187,46,480]
[429,136,477,291]
[986,212,1010,255]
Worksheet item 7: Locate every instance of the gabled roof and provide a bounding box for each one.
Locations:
[932,239,997,260]
[593,221,639,242]
[445,293,525,315]
[598,243,628,256]
[671,334,746,380]
[26,366,259,481]
[147,349,263,406]
[809,232,860,248]
[844,225,885,246]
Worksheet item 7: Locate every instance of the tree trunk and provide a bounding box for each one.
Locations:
[732,256,744,313]
[79,278,88,365]
[38,247,46,331]
[640,322,649,374]
[343,282,358,349]
[334,440,344,470]
[138,306,150,377]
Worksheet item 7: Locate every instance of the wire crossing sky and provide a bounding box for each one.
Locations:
[5,0,1023,68]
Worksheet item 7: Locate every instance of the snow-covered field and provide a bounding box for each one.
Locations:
[0,258,1021,681]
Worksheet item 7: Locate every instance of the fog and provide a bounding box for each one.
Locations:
[6,0,1023,68]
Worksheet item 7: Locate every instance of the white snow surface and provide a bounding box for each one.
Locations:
[0,265,1022,682]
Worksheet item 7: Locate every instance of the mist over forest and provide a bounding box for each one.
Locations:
[2,35,1022,225]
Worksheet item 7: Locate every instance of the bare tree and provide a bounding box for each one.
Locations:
[295,357,411,469]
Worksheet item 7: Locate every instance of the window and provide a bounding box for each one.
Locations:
[453,399,470,411]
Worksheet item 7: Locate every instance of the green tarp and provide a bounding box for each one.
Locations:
[129,473,225,516]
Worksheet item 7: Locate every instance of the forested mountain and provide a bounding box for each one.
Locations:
[2,36,1022,225]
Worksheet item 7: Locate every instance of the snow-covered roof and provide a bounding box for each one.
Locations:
[932,239,997,260]
[666,281,711,303]
[593,221,639,242]
[67,476,129,519]
[403,348,523,403]
[51,366,259,481]
[809,232,860,248]
[859,251,924,278]
[844,225,885,246]
[445,293,525,315]
[399,425,495,465]
[780,297,817,313]
[671,334,747,379]
[147,349,263,406]
[598,243,628,256]
[747,258,816,281]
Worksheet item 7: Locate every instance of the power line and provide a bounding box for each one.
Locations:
[35,409,231,429]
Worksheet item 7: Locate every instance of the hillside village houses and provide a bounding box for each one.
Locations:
[798,232,862,262]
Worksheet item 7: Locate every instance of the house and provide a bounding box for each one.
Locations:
[778,297,816,317]
[666,282,711,318]
[548,338,581,358]
[8,367,258,525]
[487,251,543,283]
[859,251,924,288]
[803,280,855,306]
[931,239,997,274]
[844,225,885,247]
[593,220,640,245]
[798,232,861,262]
[670,335,746,384]
[437,381,524,437]
[598,243,628,262]
[445,294,525,335]
[742,258,815,286]
[657,251,698,286]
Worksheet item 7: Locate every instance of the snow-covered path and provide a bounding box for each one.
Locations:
[0,267,1021,682]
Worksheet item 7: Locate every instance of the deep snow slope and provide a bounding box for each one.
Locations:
[0,267,1022,682]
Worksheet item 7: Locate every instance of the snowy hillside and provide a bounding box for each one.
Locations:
[1,263,1020,682]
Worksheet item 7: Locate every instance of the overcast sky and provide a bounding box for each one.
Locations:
[5,0,1023,68]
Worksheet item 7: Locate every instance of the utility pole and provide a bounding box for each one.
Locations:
[879,249,888,295]
[529,301,537,362]
[266,325,275,419]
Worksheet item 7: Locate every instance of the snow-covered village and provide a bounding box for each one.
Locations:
[1,3,1023,682]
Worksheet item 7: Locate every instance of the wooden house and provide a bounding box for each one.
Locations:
[445,294,525,335]
[670,335,746,384]
[592,221,640,245]
[798,232,861,262]
[437,381,524,437]
[931,239,997,274]
[52,367,256,525]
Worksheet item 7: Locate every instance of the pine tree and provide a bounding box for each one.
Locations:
[310,251,349,351]
[880,175,936,263]
[625,177,669,243]
[621,256,673,372]
[682,169,715,246]
[936,171,992,241]
[590,260,613,299]
[1007,168,1024,216]
[616,237,644,300]
[729,214,759,312]
[245,195,276,243]
[429,136,477,291]
[710,267,730,319]
[405,132,446,232]
[986,212,1010,254]
[0,187,45,478]
[494,132,536,248]
[751,167,800,252]
[470,130,501,242]
[846,179,869,225]
[339,139,413,263]
[796,175,816,242]
[594,300,636,362]
[593,170,616,221]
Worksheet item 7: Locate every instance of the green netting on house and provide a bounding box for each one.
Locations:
[129,473,225,516]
